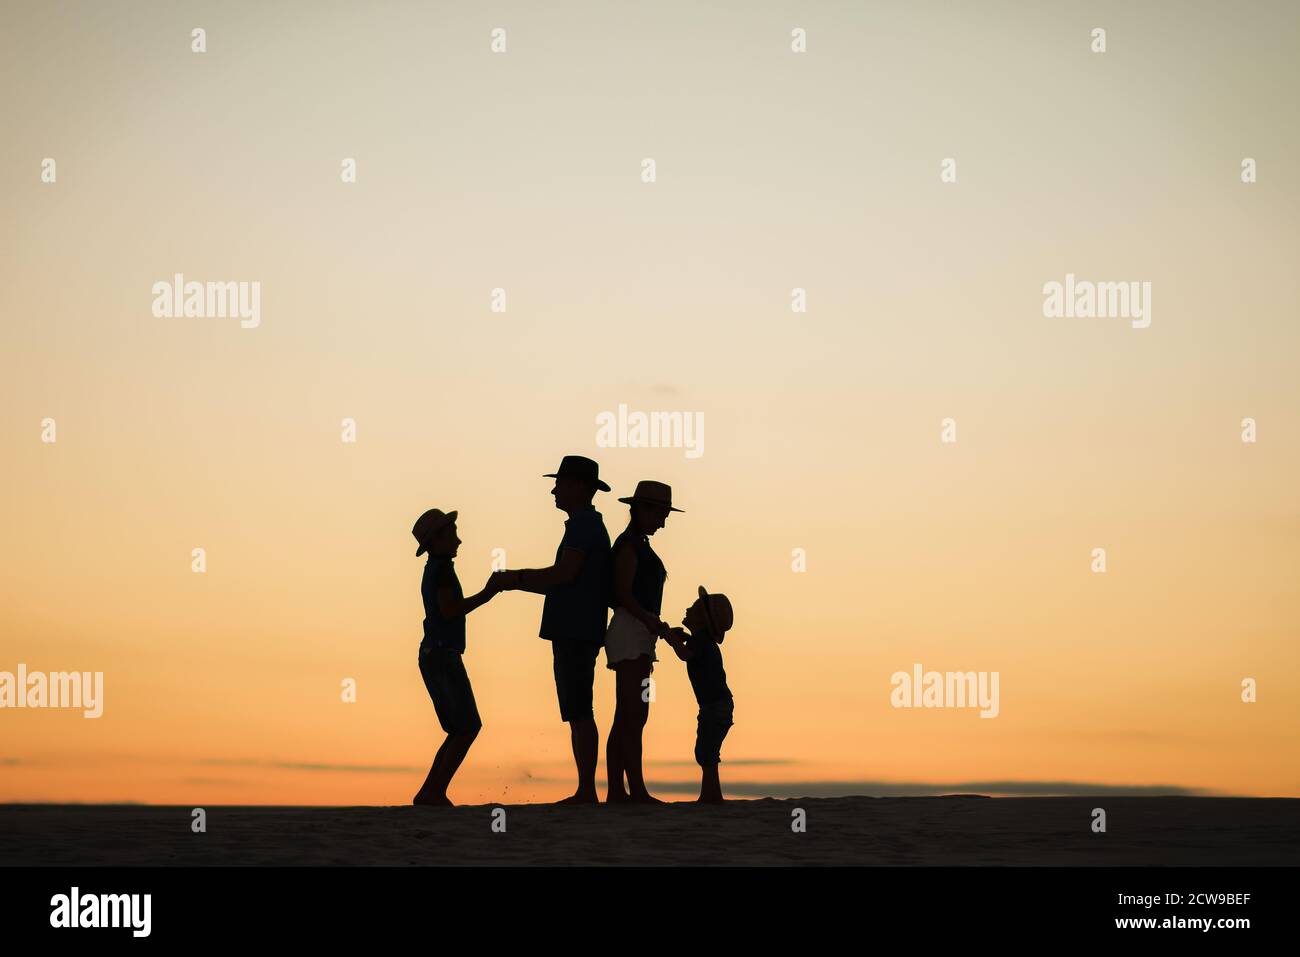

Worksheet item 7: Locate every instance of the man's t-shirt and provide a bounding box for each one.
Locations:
[539,506,611,645]
[421,556,466,653]
[687,636,731,706]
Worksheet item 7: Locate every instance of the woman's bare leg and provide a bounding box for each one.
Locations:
[606,682,630,803]
[622,656,661,803]
[606,662,636,802]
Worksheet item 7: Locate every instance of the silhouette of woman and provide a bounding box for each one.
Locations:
[603,481,681,804]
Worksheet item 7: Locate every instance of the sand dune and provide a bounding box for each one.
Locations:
[2,796,1297,866]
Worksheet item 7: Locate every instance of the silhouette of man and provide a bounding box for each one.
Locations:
[497,456,611,804]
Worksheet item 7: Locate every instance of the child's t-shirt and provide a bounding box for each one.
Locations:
[687,635,731,705]
[421,556,466,653]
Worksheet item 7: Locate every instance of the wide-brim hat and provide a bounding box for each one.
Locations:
[543,454,611,492]
[698,585,733,637]
[412,508,457,556]
[618,480,684,513]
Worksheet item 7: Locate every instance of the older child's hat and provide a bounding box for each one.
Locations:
[412,508,457,556]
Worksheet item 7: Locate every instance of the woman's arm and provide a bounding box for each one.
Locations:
[612,540,664,634]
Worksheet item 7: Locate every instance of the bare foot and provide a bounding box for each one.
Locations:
[606,789,633,804]
[413,793,453,807]
[556,790,600,805]
[629,792,666,805]
[696,794,725,804]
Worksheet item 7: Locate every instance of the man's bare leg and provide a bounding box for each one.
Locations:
[557,716,600,804]
[571,716,600,802]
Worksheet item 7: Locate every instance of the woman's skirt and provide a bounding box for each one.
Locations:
[603,607,658,671]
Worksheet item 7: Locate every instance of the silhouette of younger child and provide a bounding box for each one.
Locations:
[663,586,735,803]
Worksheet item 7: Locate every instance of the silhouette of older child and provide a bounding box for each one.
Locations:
[411,508,501,806]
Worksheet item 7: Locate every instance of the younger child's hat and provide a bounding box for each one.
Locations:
[698,585,734,637]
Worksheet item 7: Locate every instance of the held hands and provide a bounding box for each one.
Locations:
[488,570,522,594]
[665,627,692,661]
[640,614,670,638]
[486,570,517,596]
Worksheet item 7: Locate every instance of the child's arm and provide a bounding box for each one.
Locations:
[664,627,694,661]
[437,576,500,620]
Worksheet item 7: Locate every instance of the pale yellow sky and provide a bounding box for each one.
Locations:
[1,1,1297,803]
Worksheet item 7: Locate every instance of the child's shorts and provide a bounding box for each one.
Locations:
[694,695,734,766]
[419,644,482,735]
[604,607,658,671]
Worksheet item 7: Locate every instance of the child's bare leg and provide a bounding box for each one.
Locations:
[698,763,723,803]
[438,727,479,800]
[414,728,479,806]
[414,736,452,805]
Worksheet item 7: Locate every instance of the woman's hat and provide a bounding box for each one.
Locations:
[618,480,683,512]
[543,455,611,492]
[412,508,457,556]
[697,585,733,637]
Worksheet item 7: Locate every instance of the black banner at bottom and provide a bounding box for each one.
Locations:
[0,865,1289,943]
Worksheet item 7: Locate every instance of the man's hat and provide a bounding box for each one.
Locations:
[697,585,734,638]
[543,455,610,492]
[618,480,683,513]
[412,508,457,556]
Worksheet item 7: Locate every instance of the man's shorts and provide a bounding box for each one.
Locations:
[419,644,482,735]
[551,639,601,723]
[694,696,734,766]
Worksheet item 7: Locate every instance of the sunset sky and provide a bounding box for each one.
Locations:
[2,0,1297,804]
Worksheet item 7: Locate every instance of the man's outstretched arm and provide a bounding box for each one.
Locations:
[504,548,584,593]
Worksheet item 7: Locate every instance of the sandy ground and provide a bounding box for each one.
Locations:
[1,796,1297,866]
